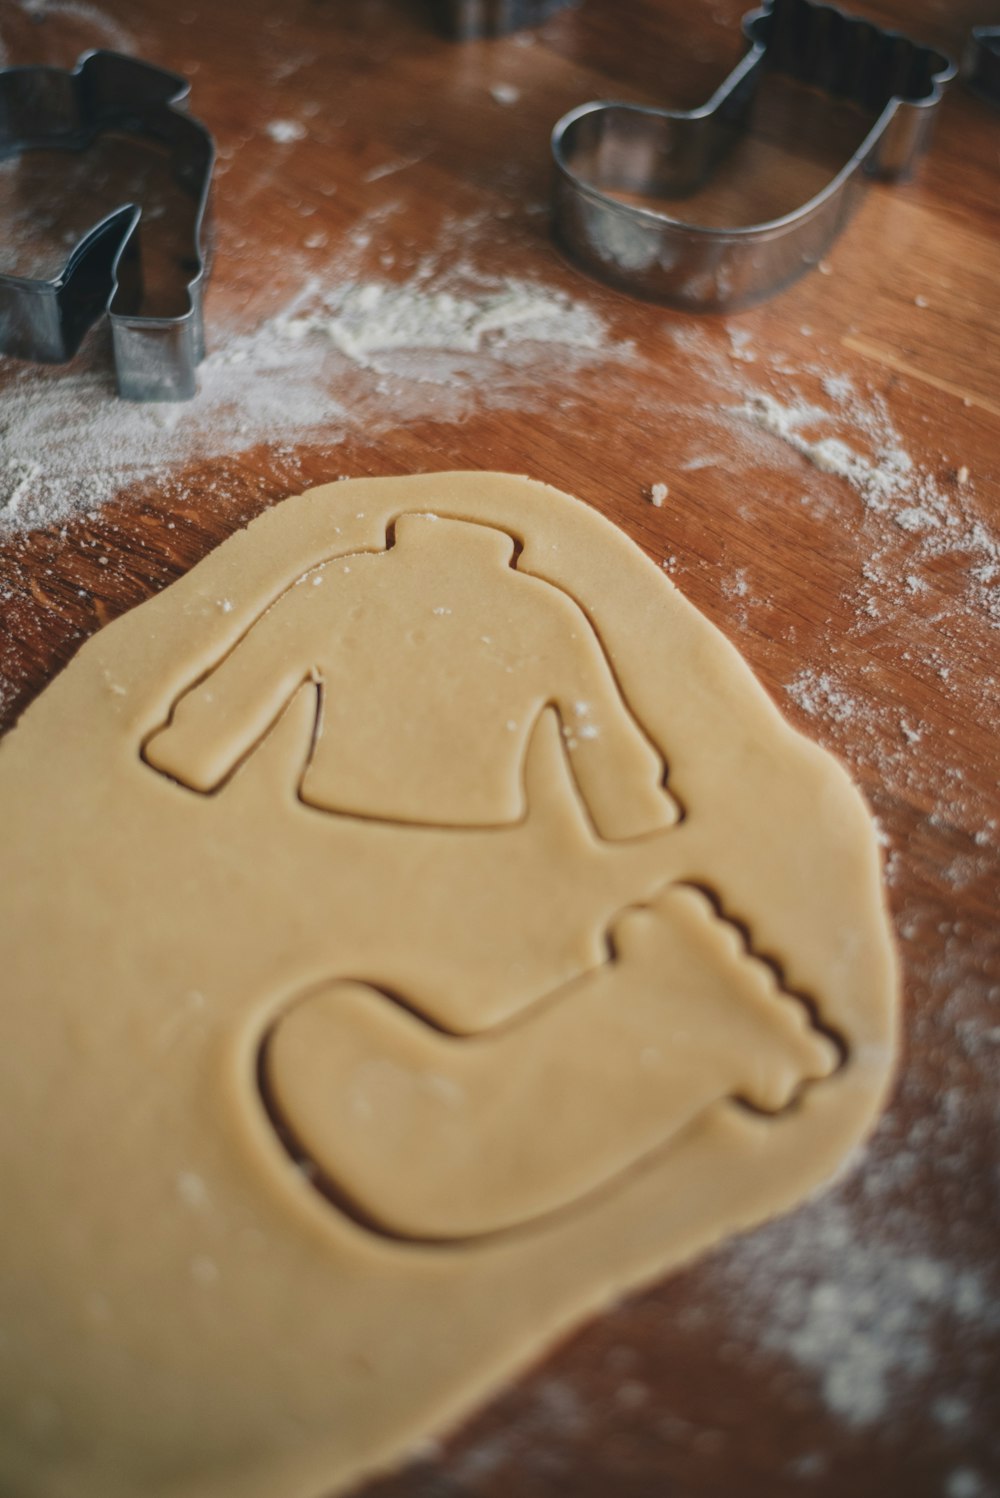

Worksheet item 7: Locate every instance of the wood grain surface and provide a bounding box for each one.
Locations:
[1,2,998,1495]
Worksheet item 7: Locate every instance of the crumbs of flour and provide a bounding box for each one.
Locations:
[264,119,307,143]
[724,380,999,630]
[786,668,859,724]
[731,390,923,518]
[656,322,999,900]
[659,324,1000,643]
[0,256,615,534]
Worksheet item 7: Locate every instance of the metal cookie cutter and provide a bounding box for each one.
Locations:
[551,0,955,311]
[0,49,213,401]
[965,27,1000,106]
[441,0,575,40]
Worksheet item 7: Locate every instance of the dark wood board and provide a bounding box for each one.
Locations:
[0,2,997,1495]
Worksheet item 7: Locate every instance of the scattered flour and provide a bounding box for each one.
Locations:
[449,1378,586,1484]
[723,567,748,599]
[786,669,858,724]
[649,482,668,507]
[730,391,918,513]
[277,278,604,369]
[705,1187,1000,1430]
[0,458,42,521]
[264,119,307,144]
[490,83,521,106]
[176,1171,209,1209]
[728,326,756,364]
[721,376,1000,634]
[0,237,617,533]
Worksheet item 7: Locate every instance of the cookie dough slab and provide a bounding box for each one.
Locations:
[0,472,897,1498]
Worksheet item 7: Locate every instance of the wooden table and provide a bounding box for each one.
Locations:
[1,2,998,1494]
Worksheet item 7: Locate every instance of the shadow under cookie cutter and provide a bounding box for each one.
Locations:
[551,0,955,312]
[0,50,213,401]
[441,0,575,40]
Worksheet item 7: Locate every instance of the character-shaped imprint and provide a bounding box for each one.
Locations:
[143,509,844,1241]
[145,514,679,837]
[262,886,838,1240]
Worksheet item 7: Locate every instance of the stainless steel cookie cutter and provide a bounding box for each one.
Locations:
[965,26,1000,105]
[0,49,214,401]
[441,0,575,40]
[551,0,955,311]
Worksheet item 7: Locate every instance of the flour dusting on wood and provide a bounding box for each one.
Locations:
[0,213,619,535]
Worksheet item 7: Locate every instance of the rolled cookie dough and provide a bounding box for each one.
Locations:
[0,472,897,1498]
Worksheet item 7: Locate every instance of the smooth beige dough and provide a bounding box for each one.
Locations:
[0,473,898,1498]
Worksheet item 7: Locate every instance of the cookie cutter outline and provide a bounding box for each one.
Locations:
[441,0,575,40]
[550,0,956,312]
[965,26,1000,106]
[0,49,214,401]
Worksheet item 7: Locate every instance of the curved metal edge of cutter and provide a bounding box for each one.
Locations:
[0,49,215,401]
[964,26,1000,106]
[548,0,956,312]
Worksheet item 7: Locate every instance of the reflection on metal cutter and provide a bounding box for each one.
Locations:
[441,0,575,40]
[0,50,213,402]
[551,0,955,312]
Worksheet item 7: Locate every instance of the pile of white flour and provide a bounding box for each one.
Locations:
[0,264,612,533]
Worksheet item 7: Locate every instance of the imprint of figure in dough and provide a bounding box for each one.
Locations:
[0,473,897,1498]
[145,513,678,838]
